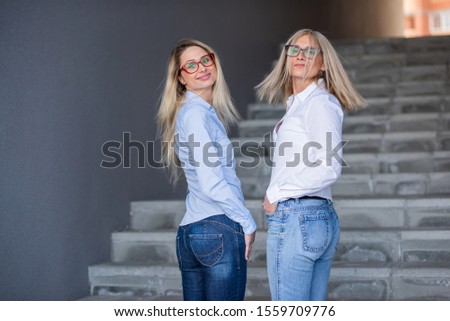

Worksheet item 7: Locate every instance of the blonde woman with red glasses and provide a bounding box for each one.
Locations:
[157,39,256,300]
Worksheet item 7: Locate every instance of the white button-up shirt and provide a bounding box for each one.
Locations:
[266,79,344,204]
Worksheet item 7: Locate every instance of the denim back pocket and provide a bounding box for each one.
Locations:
[189,233,224,267]
[298,210,330,253]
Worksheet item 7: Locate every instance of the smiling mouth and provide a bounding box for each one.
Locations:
[197,73,211,80]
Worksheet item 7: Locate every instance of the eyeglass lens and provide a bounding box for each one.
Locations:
[181,54,214,73]
[285,45,319,58]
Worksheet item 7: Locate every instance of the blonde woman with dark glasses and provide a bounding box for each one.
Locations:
[257,29,366,301]
[157,39,256,300]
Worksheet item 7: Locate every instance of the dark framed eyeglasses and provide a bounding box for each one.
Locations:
[285,45,321,59]
[179,53,215,74]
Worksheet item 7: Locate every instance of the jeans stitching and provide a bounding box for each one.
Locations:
[284,204,334,213]
[276,217,285,301]
[201,219,243,235]
[267,202,339,301]
[189,234,224,267]
[233,230,241,271]
[176,236,183,270]
[299,214,330,253]
[177,215,246,300]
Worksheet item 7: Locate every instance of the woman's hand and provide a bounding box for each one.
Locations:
[244,232,256,261]
[263,194,277,214]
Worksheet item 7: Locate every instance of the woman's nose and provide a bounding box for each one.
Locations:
[198,63,207,72]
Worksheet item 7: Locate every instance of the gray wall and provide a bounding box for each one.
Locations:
[0,0,328,300]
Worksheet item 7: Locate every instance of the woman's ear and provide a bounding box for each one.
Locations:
[178,76,186,85]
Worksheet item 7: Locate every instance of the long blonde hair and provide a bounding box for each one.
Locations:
[256,29,367,111]
[156,39,240,183]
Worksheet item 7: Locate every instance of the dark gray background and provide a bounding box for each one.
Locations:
[0,0,401,300]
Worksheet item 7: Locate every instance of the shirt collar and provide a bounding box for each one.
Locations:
[184,91,214,111]
[286,78,325,108]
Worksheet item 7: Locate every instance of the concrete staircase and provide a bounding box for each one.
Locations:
[87,36,450,300]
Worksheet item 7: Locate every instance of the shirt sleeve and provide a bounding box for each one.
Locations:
[266,95,343,204]
[181,109,257,234]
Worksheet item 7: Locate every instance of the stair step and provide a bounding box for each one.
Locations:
[343,131,450,153]
[344,113,449,134]
[340,51,450,69]
[342,53,450,72]
[88,262,450,300]
[236,151,450,177]
[110,229,450,265]
[355,151,446,174]
[353,96,450,116]
[235,151,450,175]
[248,96,450,119]
[330,262,450,300]
[333,36,450,56]
[356,80,449,98]
[335,198,450,229]
[88,263,183,298]
[342,151,450,174]
[346,64,449,84]
[80,294,182,301]
[239,112,449,137]
[232,131,450,156]
[240,172,450,199]
[130,198,450,231]
[111,230,177,264]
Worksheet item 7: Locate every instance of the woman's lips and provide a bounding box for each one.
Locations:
[197,73,211,80]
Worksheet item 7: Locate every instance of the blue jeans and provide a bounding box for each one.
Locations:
[176,214,247,300]
[266,198,340,301]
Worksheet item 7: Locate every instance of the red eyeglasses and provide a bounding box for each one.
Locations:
[179,53,215,74]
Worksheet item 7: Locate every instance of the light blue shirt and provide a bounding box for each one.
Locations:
[174,91,256,234]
